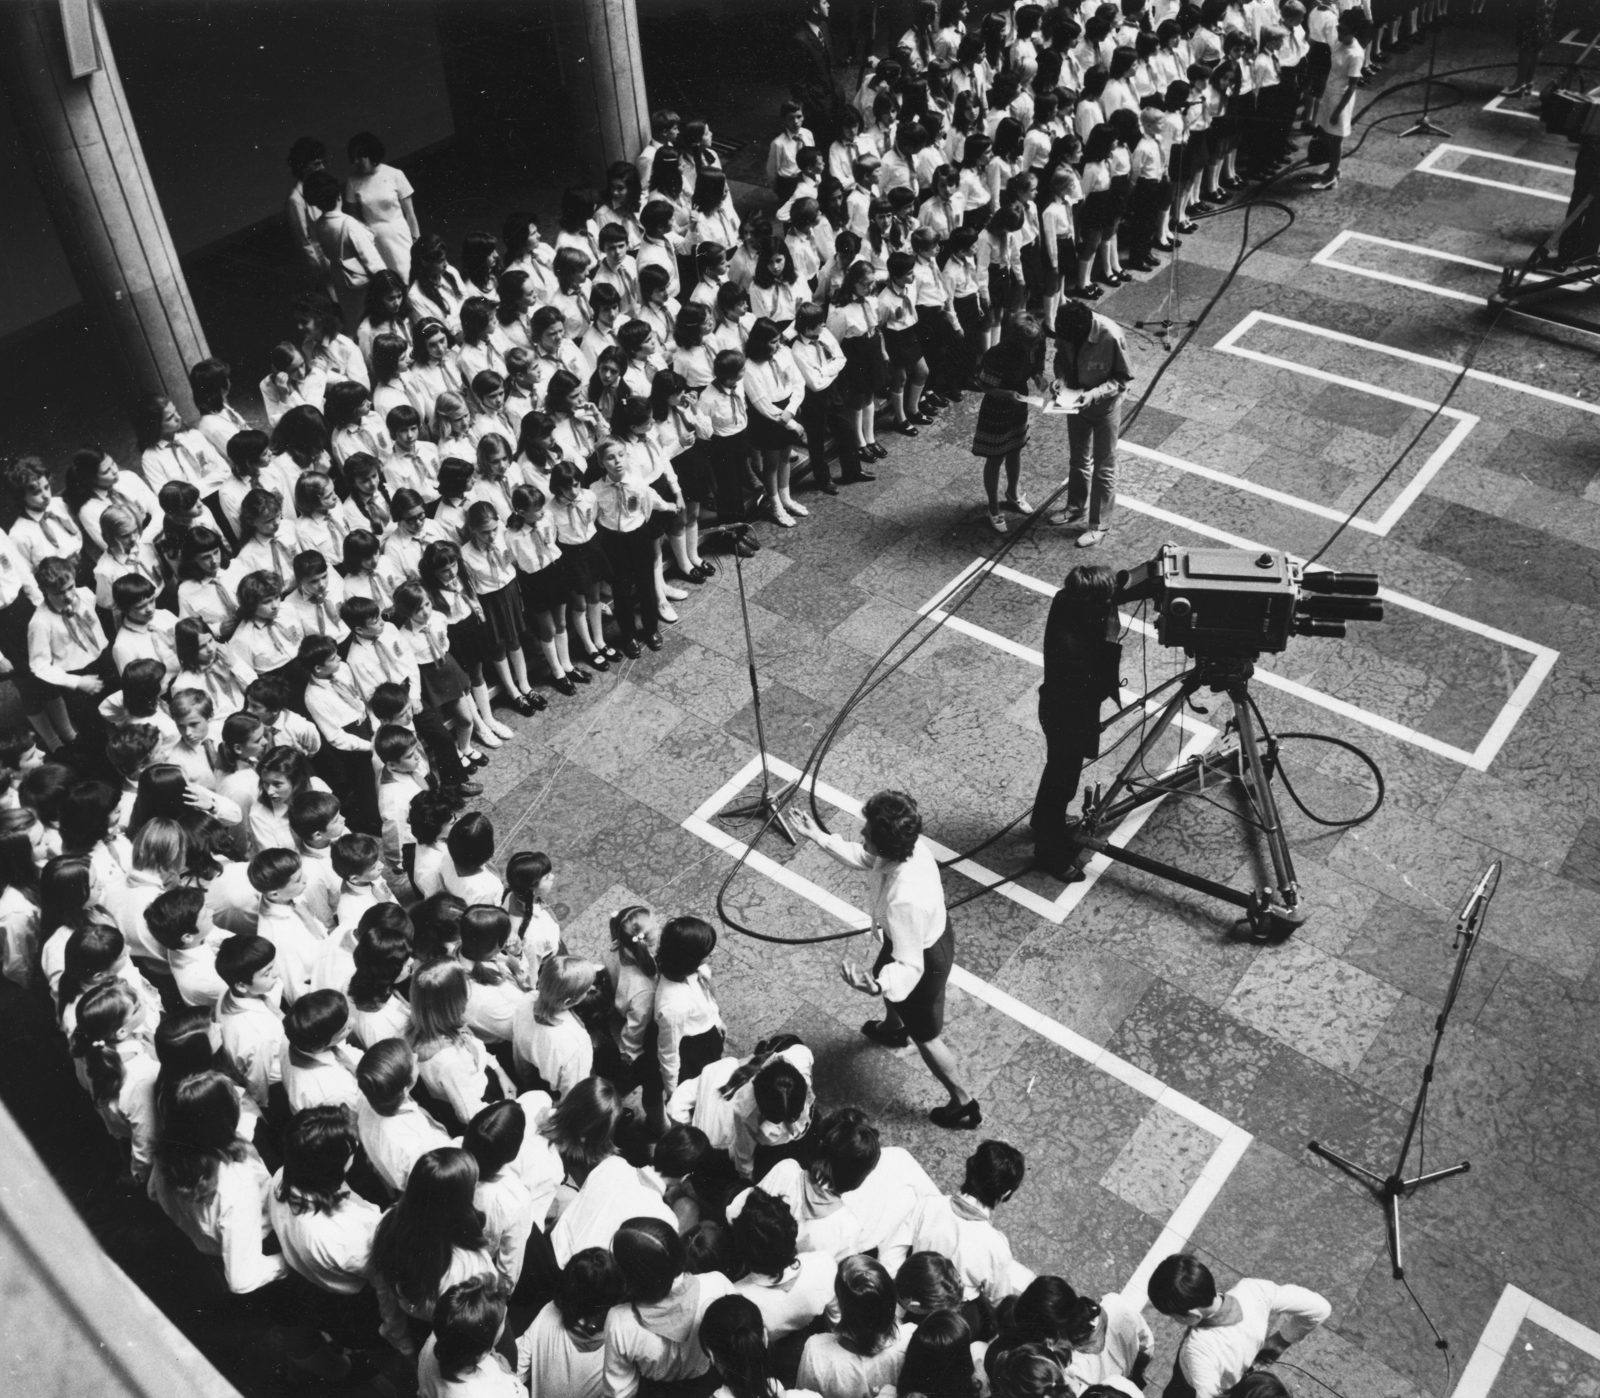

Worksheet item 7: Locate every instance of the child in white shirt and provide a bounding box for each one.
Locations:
[281,987,363,1111]
[654,915,725,1099]
[355,1038,452,1197]
[213,933,288,1111]
[512,954,598,1099]
[441,810,505,905]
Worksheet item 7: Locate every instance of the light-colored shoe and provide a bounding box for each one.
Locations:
[988,511,1008,533]
[1306,176,1339,191]
[768,502,796,528]
[472,723,503,749]
[1076,528,1106,548]
[658,601,679,623]
[488,715,516,739]
[1006,494,1035,515]
[781,496,809,517]
[663,583,689,601]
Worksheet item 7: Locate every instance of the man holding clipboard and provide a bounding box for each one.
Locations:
[1046,301,1134,549]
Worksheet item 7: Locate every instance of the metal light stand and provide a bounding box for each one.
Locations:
[1067,654,1307,941]
[1308,861,1499,1278]
[719,527,799,843]
[1400,20,1452,138]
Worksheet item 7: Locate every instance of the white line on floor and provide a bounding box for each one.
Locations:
[1214,309,1600,418]
[1451,1284,1600,1398]
[1481,94,1542,121]
[683,751,1254,1306]
[1413,142,1571,202]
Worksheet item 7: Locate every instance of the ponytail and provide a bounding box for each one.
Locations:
[719,1032,802,1100]
[69,980,139,1105]
[609,904,657,977]
[699,1294,775,1398]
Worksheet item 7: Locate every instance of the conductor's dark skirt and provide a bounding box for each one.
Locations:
[556,535,614,593]
[872,920,954,1042]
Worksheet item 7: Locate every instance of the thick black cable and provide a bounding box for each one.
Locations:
[1246,694,1385,827]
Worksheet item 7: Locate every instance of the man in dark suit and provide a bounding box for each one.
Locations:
[791,0,846,147]
[1032,563,1123,878]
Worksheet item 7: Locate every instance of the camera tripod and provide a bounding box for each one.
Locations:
[1066,653,1307,941]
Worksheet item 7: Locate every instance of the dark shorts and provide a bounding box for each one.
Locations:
[874,920,955,1042]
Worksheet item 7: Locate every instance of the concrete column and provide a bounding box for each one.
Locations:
[0,0,209,405]
[556,0,652,174]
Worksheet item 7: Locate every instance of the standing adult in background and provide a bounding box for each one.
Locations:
[285,137,336,299]
[794,0,848,148]
[792,790,980,1130]
[1048,299,1132,549]
[1302,7,1370,192]
[1031,564,1122,881]
[344,131,420,281]
[306,173,386,335]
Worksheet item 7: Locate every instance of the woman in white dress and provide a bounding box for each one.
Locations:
[344,131,419,280]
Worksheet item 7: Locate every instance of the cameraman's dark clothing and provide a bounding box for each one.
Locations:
[1032,594,1122,866]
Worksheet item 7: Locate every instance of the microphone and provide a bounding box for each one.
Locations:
[1453,861,1501,946]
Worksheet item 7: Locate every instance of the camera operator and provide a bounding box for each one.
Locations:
[1032,564,1122,880]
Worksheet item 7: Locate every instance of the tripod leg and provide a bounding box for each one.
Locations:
[1388,1186,1404,1279]
[1230,687,1305,940]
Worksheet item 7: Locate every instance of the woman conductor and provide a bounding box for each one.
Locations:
[792,790,979,1129]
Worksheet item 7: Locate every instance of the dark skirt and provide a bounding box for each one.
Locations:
[882,324,925,369]
[476,580,525,657]
[673,441,717,506]
[1106,172,1132,223]
[747,394,797,451]
[517,557,575,616]
[838,332,889,398]
[971,392,1031,458]
[645,471,682,539]
[675,1024,727,1089]
[1188,127,1212,173]
[0,592,43,711]
[1080,187,1115,235]
[557,535,613,593]
[873,920,954,1042]
[419,655,470,707]
[446,611,497,670]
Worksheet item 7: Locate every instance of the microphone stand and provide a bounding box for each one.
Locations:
[716,524,799,843]
[1307,861,1499,1277]
[1401,18,1452,138]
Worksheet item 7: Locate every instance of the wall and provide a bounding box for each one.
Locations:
[0,0,454,341]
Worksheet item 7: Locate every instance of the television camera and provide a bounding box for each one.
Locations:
[1064,545,1384,941]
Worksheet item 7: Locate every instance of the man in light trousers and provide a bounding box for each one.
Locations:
[1048,300,1133,548]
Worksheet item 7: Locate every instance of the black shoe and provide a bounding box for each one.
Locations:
[567,667,592,685]
[929,1099,982,1130]
[617,638,642,660]
[865,442,889,460]
[552,674,577,697]
[861,1019,911,1049]
[465,751,491,769]
[691,560,718,579]
[839,468,877,483]
[894,423,920,436]
[815,480,839,495]
[584,650,611,672]
[523,690,549,711]
[642,631,663,651]
[444,779,485,798]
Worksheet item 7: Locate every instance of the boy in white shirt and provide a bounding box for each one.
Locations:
[280,552,348,644]
[330,831,395,930]
[145,885,228,1008]
[375,724,429,879]
[286,790,348,925]
[245,674,323,758]
[280,988,363,1111]
[250,848,330,1004]
[214,933,288,1112]
[109,575,180,676]
[1148,1254,1330,1398]
[407,788,462,899]
[355,1037,453,1197]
